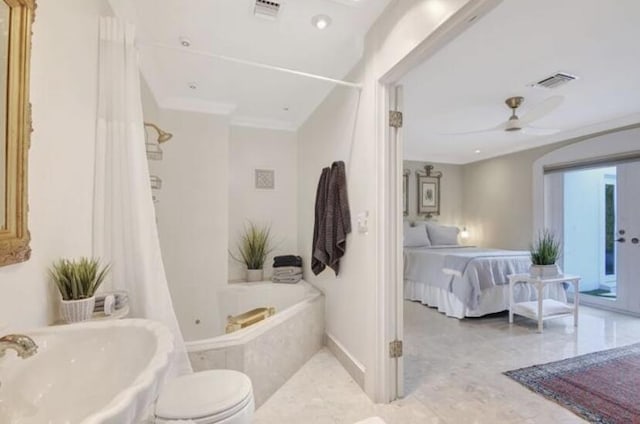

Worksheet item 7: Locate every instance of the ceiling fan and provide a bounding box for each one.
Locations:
[445,95,564,136]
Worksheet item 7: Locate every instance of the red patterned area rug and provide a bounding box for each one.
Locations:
[504,343,640,424]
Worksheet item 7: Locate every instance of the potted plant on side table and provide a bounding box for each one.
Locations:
[49,257,111,323]
[530,230,561,278]
[232,222,274,282]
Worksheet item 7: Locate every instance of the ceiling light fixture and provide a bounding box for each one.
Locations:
[311,14,332,30]
[180,37,191,47]
[474,149,481,154]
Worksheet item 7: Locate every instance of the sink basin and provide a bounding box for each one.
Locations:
[0,319,174,423]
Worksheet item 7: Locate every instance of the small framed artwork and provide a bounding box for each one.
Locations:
[255,169,275,190]
[416,165,442,217]
[402,170,409,216]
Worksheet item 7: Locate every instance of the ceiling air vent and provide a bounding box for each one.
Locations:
[531,72,578,89]
[254,0,281,20]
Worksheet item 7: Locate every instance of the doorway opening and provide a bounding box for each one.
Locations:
[378,0,640,405]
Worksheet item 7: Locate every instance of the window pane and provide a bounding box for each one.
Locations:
[605,183,615,276]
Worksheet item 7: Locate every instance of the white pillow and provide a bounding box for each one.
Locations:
[404,224,431,247]
[425,223,459,246]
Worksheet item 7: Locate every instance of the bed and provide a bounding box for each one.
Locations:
[403,245,567,318]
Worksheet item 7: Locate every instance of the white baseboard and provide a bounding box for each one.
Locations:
[325,332,365,389]
[568,294,640,318]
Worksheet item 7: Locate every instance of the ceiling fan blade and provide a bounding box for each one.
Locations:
[439,121,506,136]
[520,95,564,126]
[521,126,561,136]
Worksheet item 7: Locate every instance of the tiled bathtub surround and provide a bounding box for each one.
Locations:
[188,282,324,406]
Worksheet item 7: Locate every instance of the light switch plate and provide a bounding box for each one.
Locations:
[357,211,369,234]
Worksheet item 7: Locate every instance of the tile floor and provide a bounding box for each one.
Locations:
[254,301,640,423]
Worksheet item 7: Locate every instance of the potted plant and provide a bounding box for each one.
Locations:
[530,230,561,278]
[232,222,274,282]
[49,257,111,323]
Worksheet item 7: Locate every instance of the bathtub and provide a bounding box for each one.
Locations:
[185,280,324,407]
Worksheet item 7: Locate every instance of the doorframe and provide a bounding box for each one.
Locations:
[373,0,502,403]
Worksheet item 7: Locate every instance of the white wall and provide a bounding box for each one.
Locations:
[297,0,475,398]
[141,83,229,333]
[460,141,575,249]
[298,64,373,384]
[228,126,298,281]
[403,160,463,225]
[462,126,640,251]
[0,0,110,330]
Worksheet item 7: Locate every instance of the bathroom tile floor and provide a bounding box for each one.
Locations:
[254,301,640,423]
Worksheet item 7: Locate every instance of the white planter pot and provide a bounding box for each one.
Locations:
[60,297,96,323]
[246,269,264,282]
[529,264,560,278]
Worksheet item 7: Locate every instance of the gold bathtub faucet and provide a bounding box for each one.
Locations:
[226,307,276,334]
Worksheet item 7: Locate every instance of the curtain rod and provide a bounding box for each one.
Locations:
[139,42,363,90]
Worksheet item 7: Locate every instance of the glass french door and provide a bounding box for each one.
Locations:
[558,160,640,314]
[615,161,640,314]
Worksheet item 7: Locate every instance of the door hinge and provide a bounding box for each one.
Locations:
[389,339,403,358]
[389,111,403,129]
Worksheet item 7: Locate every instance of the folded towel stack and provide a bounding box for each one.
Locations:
[272,255,302,284]
[94,290,129,313]
[273,255,302,268]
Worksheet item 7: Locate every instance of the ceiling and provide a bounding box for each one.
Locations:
[401,0,640,164]
[110,0,389,131]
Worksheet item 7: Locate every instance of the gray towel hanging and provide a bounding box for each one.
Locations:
[312,161,352,276]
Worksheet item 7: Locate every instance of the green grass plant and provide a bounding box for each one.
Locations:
[49,257,111,300]
[232,222,274,270]
[530,230,561,266]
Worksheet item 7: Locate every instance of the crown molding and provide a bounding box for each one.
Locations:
[230,115,298,132]
[158,96,237,116]
[325,0,365,7]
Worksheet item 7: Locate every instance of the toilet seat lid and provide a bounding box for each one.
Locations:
[156,370,253,420]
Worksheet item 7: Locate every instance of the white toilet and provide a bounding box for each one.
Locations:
[155,370,254,424]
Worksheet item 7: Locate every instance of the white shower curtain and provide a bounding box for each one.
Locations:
[93,16,192,376]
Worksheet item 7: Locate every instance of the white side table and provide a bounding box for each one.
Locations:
[508,273,581,333]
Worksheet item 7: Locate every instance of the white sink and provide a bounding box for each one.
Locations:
[0,319,174,423]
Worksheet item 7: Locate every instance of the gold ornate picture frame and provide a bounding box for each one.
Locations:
[416,165,442,218]
[0,0,35,267]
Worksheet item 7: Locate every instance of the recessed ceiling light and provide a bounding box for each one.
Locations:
[180,37,191,47]
[188,82,198,90]
[474,149,481,154]
[311,14,332,30]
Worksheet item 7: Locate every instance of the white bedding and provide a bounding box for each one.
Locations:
[404,280,567,319]
[403,246,534,313]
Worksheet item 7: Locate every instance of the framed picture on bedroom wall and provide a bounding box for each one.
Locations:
[416,165,442,217]
[403,170,409,216]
